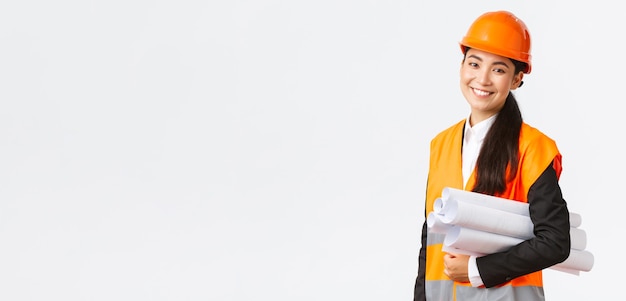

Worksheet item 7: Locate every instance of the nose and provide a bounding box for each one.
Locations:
[475,69,491,85]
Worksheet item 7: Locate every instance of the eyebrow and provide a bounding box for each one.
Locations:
[467,54,511,68]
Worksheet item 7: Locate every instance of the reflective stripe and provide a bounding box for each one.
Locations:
[456,284,544,301]
[426,231,445,246]
[425,282,545,301]
[425,280,454,301]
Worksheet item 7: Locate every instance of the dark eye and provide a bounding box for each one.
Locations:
[468,62,478,68]
[493,68,505,74]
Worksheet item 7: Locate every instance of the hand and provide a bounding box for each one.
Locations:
[443,252,470,283]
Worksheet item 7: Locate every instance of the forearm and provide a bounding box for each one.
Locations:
[476,162,571,287]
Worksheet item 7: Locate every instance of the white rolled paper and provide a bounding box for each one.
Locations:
[441,187,582,226]
[438,199,534,239]
[443,226,523,254]
[432,187,594,274]
[569,212,582,228]
[427,212,453,234]
[442,226,594,273]
[441,225,587,256]
[442,187,529,215]
[433,197,444,213]
[557,249,594,272]
[570,227,587,250]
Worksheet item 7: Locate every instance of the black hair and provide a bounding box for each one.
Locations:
[462,48,527,195]
[471,92,522,195]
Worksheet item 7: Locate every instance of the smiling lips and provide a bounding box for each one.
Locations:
[472,88,492,96]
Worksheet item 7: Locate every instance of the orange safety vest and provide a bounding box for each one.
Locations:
[424,119,561,300]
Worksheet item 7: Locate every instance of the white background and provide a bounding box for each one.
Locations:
[0,1,617,300]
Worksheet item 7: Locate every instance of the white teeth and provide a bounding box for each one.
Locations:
[473,88,490,96]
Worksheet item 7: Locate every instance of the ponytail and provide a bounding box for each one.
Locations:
[472,92,523,195]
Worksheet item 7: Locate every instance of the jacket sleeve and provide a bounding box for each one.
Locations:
[413,222,427,301]
[475,161,571,287]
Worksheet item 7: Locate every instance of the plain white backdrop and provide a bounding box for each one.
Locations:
[0,1,618,300]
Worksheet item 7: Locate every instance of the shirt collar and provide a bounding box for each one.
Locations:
[464,114,497,143]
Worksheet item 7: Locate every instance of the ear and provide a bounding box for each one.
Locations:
[510,72,524,90]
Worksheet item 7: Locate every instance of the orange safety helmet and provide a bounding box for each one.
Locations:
[460,10,532,74]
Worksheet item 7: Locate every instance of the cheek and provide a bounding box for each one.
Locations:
[498,79,516,91]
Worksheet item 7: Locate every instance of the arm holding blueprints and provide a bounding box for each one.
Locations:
[431,187,594,275]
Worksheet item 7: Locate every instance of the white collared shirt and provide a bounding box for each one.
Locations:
[462,113,497,287]
[462,114,497,188]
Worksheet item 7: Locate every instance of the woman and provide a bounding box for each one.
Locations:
[413,11,571,301]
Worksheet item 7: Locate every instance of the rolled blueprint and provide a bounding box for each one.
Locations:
[569,227,587,250]
[441,187,582,228]
[443,226,522,254]
[438,199,534,239]
[427,212,453,234]
[433,197,444,213]
[569,212,582,228]
[559,248,594,272]
[433,214,588,252]
[442,226,594,273]
[441,187,529,215]
[432,187,594,274]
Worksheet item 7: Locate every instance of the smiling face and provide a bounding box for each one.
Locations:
[460,48,524,126]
